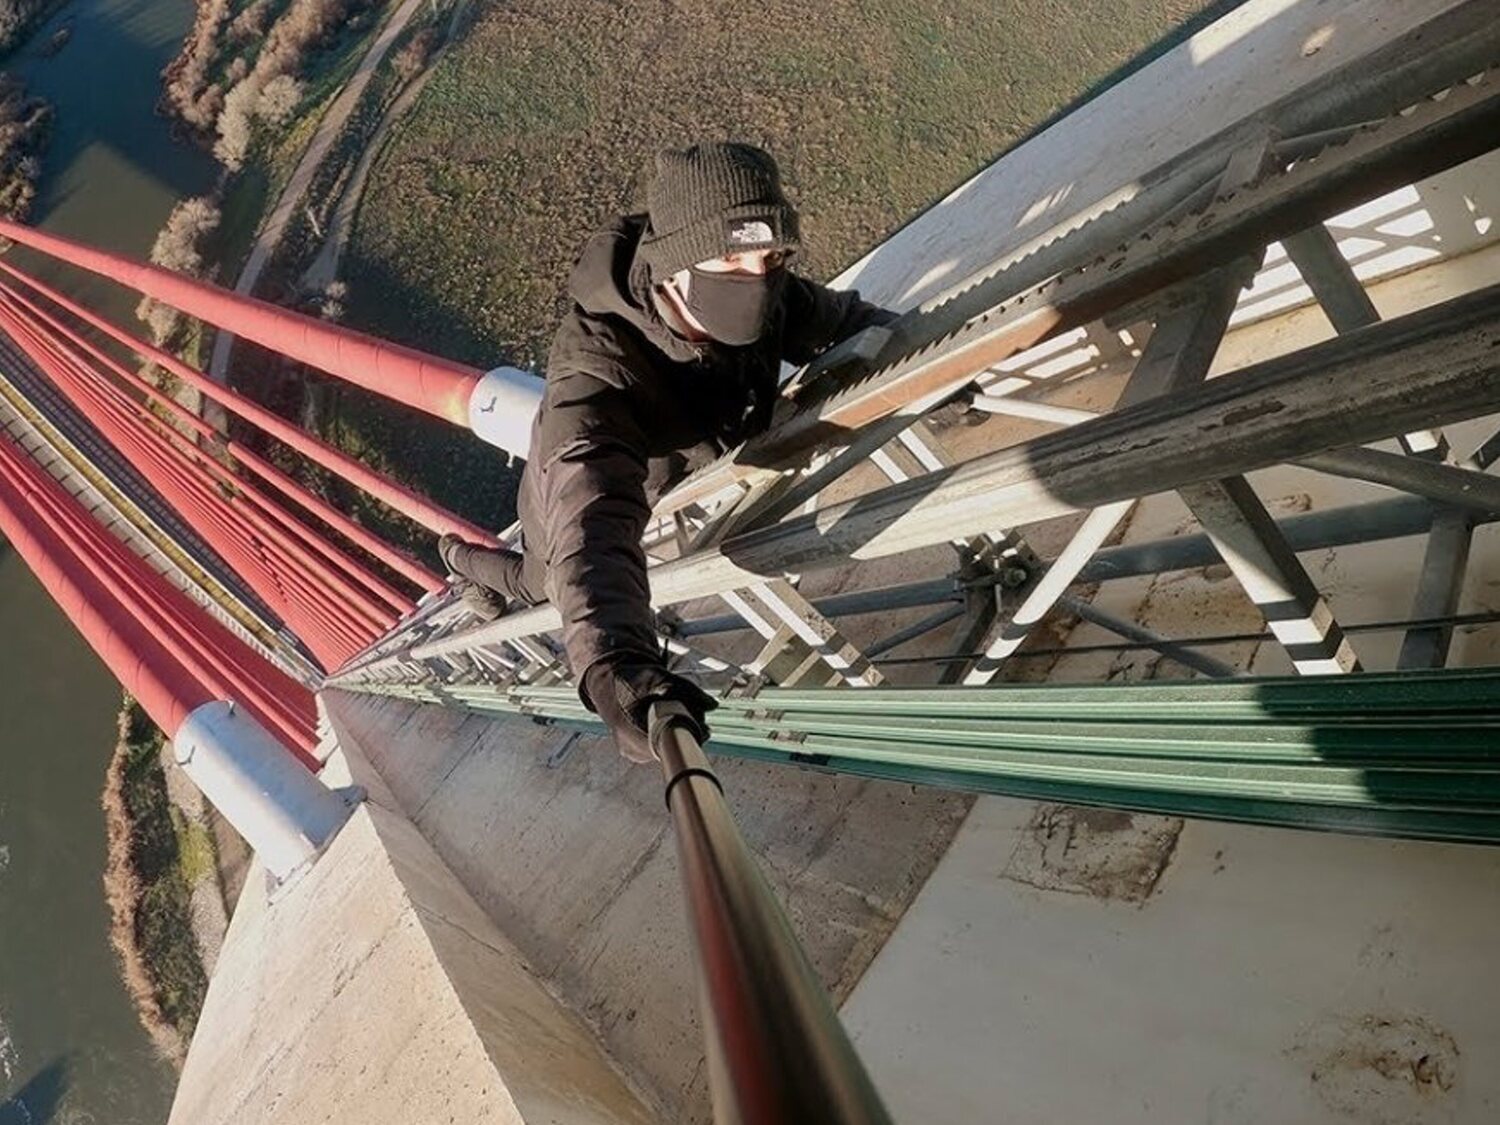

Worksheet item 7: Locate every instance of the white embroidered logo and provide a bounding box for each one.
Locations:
[728,219,775,246]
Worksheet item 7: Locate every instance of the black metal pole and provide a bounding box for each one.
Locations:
[650,701,897,1125]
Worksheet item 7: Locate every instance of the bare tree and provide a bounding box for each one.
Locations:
[161,0,232,131]
[211,0,363,167]
[226,0,274,44]
[212,78,261,169]
[0,0,49,52]
[320,279,348,321]
[136,197,222,343]
[256,74,305,125]
[167,0,367,149]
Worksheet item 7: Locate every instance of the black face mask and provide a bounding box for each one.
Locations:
[683,266,786,346]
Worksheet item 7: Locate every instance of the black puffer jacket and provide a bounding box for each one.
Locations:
[516,214,892,681]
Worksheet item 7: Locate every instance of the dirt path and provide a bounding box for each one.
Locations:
[299,62,429,294]
[207,0,429,383]
[300,0,471,294]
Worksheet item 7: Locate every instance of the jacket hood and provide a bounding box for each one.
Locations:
[567,214,704,364]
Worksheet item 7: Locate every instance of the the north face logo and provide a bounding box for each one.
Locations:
[727,219,775,246]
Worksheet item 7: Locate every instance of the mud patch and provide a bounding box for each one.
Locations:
[1289,1012,1459,1125]
[1001,804,1182,903]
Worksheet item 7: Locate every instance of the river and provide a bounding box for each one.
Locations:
[0,0,216,1121]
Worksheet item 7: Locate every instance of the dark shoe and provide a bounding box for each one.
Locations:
[451,577,507,622]
[438,532,466,574]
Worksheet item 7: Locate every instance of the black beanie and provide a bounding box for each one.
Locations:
[638,142,801,278]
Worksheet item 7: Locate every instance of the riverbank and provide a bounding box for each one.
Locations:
[0,0,68,58]
[101,700,217,1065]
[0,547,180,1120]
[0,74,52,219]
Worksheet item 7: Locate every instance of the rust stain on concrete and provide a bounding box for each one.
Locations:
[1000,803,1183,903]
[1268,491,1314,516]
[1288,1012,1460,1125]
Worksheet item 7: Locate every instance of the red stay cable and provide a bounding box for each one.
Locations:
[0,277,421,611]
[0,295,399,637]
[0,436,216,740]
[0,258,497,544]
[0,274,437,599]
[0,217,482,425]
[0,448,318,752]
[0,306,376,664]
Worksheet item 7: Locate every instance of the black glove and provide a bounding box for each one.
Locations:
[581,656,717,764]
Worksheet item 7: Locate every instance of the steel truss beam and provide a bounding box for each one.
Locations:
[871,610,1500,668]
[1081,496,1489,582]
[334,284,1500,681]
[335,41,1500,736]
[1053,595,1238,679]
[1395,435,1493,670]
[659,497,1494,648]
[1285,215,1480,672]
[1297,447,1500,514]
[1399,508,1477,670]
[1283,222,1447,458]
[914,0,1500,338]
[652,65,1500,515]
[1180,477,1361,673]
[863,418,1035,683]
[727,579,884,688]
[964,256,1250,684]
[331,24,1500,860]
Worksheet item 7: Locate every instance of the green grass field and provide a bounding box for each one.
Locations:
[324,0,1215,533]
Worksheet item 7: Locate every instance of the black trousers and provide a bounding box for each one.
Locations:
[445,541,548,606]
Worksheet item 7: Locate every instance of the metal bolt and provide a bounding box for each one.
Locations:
[1000,565,1032,589]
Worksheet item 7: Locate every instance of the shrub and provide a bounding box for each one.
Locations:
[0,0,48,52]
[0,74,51,221]
[150,196,221,275]
[255,0,356,82]
[161,0,232,132]
[212,77,260,168]
[210,0,363,167]
[226,0,273,44]
[319,279,347,321]
[391,27,439,83]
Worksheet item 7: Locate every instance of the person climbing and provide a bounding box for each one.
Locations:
[439,141,895,763]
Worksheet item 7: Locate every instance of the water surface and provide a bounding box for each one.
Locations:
[1,0,215,1119]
